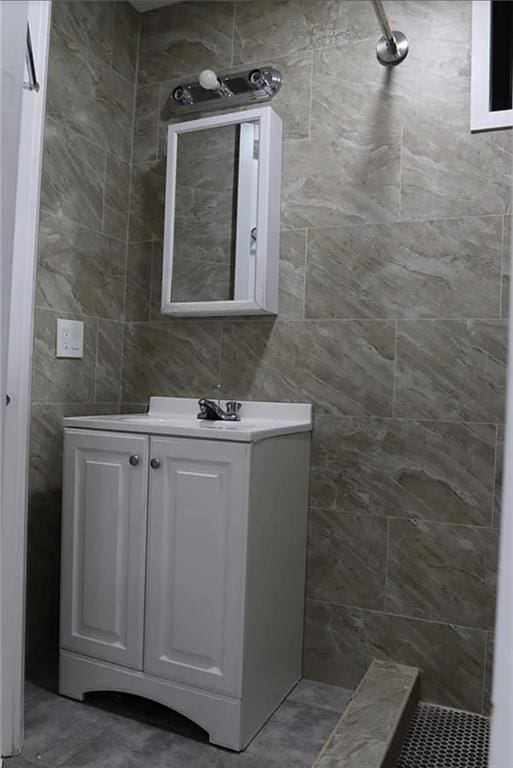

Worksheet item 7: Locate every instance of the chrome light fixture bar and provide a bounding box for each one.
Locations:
[163,66,283,117]
[371,0,409,66]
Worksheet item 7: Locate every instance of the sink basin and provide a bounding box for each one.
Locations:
[63,397,312,442]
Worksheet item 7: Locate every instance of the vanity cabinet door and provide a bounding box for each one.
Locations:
[144,437,249,696]
[60,429,149,669]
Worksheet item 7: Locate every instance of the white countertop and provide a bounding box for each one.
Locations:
[63,397,313,443]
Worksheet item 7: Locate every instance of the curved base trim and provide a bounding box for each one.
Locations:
[59,649,244,751]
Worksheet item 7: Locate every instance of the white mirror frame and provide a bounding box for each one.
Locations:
[161,106,283,317]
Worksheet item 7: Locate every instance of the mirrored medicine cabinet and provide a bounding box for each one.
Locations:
[161,107,282,317]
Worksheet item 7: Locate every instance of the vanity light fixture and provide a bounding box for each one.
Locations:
[248,68,282,96]
[172,85,193,106]
[198,68,234,98]
[167,65,283,116]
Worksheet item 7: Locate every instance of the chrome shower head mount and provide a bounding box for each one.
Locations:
[376,30,409,66]
[371,0,409,67]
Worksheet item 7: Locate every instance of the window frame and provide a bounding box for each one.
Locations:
[471,0,513,131]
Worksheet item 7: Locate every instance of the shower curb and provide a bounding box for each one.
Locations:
[311,659,420,768]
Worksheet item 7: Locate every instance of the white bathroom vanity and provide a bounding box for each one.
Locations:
[59,397,312,750]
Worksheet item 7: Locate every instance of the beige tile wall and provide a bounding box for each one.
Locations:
[27,0,509,713]
[124,0,509,713]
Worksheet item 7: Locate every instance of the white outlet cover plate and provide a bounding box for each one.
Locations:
[56,318,84,359]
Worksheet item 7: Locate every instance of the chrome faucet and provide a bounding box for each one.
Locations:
[197,398,242,422]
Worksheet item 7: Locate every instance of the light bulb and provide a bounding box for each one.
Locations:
[199,69,219,91]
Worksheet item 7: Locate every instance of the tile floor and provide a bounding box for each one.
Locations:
[6,679,351,768]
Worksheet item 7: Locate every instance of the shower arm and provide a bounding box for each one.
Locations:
[372,0,398,56]
[371,0,409,66]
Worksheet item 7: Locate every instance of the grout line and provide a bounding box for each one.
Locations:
[217,320,224,394]
[307,55,314,140]
[156,83,162,162]
[157,83,164,161]
[35,307,125,324]
[391,320,398,417]
[118,323,126,409]
[134,83,161,164]
[147,242,154,322]
[92,317,100,403]
[398,124,404,221]
[306,597,493,635]
[302,229,308,319]
[32,402,143,409]
[491,425,500,527]
[383,517,391,611]
[499,214,505,319]
[308,504,500,531]
[124,158,158,171]
[480,632,489,716]
[41,209,130,246]
[114,315,126,407]
[100,150,108,235]
[120,306,507,320]
[230,2,236,68]
[116,315,507,325]
[280,212,507,232]
[119,9,142,408]
[122,242,130,325]
[34,304,507,327]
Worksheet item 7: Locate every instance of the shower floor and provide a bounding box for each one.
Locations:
[395,702,490,768]
[6,678,351,768]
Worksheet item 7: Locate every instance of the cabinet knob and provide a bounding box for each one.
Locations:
[150,458,161,470]
[129,455,140,466]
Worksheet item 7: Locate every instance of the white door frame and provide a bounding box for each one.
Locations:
[1,0,51,757]
[0,0,29,761]
[490,266,513,759]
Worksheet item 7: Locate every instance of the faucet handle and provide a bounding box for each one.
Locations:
[226,401,242,415]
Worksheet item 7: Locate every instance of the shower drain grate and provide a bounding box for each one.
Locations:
[395,702,490,768]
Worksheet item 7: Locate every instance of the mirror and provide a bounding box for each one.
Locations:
[162,107,282,317]
[172,124,250,303]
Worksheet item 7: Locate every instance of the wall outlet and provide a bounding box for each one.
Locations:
[56,319,84,359]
